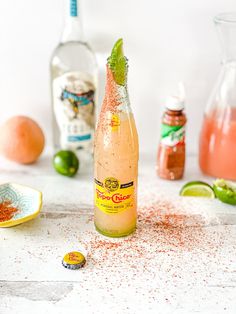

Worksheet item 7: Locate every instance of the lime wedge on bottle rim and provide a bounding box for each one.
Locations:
[180,181,215,198]
[107,38,127,86]
[213,179,236,205]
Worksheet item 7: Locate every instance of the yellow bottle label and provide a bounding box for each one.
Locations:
[95,177,134,214]
[107,113,120,131]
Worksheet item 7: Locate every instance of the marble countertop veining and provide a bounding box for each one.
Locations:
[0,153,235,314]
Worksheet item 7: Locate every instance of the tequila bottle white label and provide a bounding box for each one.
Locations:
[53,71,95,152]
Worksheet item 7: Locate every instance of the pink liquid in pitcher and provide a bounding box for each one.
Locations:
[199,107,236,179]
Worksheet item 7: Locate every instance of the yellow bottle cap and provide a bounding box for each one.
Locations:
[62,251,86,270]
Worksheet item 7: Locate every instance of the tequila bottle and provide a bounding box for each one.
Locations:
[50,0,97,162]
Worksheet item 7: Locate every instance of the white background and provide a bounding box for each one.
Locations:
[0,0,235,154]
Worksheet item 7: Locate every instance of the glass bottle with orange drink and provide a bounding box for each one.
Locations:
[199,13,236,180]
[94,39,139,237]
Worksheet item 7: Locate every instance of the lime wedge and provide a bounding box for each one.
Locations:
[213,179,236,205]
[107,38,127,86]
[180,181,215,198]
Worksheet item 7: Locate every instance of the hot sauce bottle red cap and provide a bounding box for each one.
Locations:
[165,82,185,111]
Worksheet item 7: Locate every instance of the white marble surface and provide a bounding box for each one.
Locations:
[0,153,236,314]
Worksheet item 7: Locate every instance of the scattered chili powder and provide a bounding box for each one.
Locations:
[0,200,19,222]
[83,198,210,270]
[35,193,234,308]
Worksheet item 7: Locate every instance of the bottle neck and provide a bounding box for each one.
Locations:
[163,109,186,126]
[104,66,130,112]
[61,0,84,43]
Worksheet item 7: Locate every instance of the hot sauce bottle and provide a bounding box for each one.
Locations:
[157,88,186,180]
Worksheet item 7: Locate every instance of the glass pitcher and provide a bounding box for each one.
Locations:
[199,13,236,180]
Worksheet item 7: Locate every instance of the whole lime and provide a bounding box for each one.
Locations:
[53,150,79,177]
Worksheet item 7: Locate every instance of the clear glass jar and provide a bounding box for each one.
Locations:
[199,13,236,179]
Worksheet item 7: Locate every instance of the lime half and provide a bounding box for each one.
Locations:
[180,181,215,198]
[213,179,236,205]
[53,150,79,177]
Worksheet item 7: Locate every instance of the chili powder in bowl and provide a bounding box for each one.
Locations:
[0,183,42,228]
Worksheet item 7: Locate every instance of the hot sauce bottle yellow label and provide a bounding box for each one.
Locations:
[95,177,134,214]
